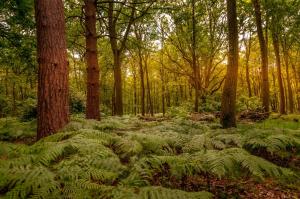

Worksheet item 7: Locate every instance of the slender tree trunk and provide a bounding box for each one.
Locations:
[245,36,252,97]
[282,45,294,113]
[271,30,286,114]
[138,51,145,116]
[252,0,270,112]
[132,65,137,115]
[113,52,123,115]
[145,57,154,116]
[271,69,278,111]
[12,82,16,116]
[192,0,199,112]
[85,0,100,120]
[35,0,69,139]
[221,0,239,128]
[291,63,300,112]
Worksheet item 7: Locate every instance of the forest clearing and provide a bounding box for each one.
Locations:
[1,0,300,198]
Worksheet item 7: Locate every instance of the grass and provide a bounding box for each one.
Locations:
[0,114,299,198]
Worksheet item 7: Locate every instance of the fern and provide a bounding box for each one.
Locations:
[3,166,60,199]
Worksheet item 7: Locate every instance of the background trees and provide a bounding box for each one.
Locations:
[1,0,300,126]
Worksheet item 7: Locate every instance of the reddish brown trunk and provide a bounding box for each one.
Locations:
[35,0,69,139]
[221,0,239,128]
[252,0,270,112]
[85,0,100,120]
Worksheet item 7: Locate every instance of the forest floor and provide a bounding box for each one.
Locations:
[0,114,300,199]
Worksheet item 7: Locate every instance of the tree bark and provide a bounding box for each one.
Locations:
[35,0,69,139]
[245,35,252,97]
[271,29,286,114]
[138,50,145,116]
[282,44,294,113]
[192,0,200,113]
[252,0,270,112]
[145,56,154,116]
[221,0,239,128]
[113,52,123,115]
[85,0,100,120]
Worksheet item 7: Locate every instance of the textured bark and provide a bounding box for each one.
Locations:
[221,0,239,128]
[35,0,69,139]
[252,0,270,112]
[271,30,286,114]
[85,0,100,120]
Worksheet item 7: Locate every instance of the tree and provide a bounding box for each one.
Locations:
[251,0,270,113]
[35,0,69,139]
[220,0,239,128]
[85,0,100,120]
[98,0,154,116]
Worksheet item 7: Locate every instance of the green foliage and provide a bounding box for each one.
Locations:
[0,116,299,198]
[69,91,85,114]
[237,95,262,112]
[20,98,37,121]
[0,118,35,141]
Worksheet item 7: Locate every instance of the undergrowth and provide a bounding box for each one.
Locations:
[0,115,299,198]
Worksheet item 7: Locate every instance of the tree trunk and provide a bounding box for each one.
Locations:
[245,36,252,97]
[85,0,100,120]
[291,63,300,113]
[221,0,239,128]
[113,52,123,115]
[192,0,199,113]
[282,45,294,113]
[145,56,154,116]
[35,0,69,139]
[271,30,286,114]
[252,0,270,112]
[138,51,145,116]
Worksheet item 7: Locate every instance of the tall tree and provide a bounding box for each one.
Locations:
[251,0,270,113]
[271,16,286,114]
[35,0,69,139]
[220,0,239,128]
[85,0,100,120]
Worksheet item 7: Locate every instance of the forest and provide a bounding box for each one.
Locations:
[0,0,300,198]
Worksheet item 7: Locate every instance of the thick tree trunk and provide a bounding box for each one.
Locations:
[252,0,270,112]
[35,0,69,139]
[271,31,286,114]
[85,0,100,120]
[221,0,239,128]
